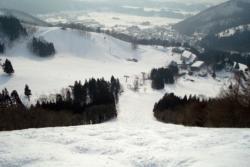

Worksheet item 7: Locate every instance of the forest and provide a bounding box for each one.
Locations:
[0,77,121,131]
[0,16,27,41]
[30,37,56,57]
[153,75,250,127]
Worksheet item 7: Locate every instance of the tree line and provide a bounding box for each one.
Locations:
[0,77,121,131]
[201,30,250,53]
[30,37,56,57]
[153,75,250,127]
[37,77,120,113]
[0,16,27,41]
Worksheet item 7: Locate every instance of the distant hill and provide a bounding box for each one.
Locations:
[173,0,250,35]
[201,24,250,52]
[0,8,50,27]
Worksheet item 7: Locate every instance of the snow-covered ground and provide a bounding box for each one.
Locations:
[38,11,184,43]
[39,11,181,29]
[0,27,249,167]
[1,27,225,99]
[0,84,249,167]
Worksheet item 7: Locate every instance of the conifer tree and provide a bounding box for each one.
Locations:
[3,59,14,75]
[24,84,32,100]
[0,43,5,54]
[11,90,22,105]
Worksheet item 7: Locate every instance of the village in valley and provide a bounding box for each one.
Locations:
[168,47,248,82]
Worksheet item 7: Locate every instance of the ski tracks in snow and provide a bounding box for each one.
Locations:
[0,86,250,167]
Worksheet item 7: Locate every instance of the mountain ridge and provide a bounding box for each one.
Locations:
[173,0,250,35]
[0,8,51,27]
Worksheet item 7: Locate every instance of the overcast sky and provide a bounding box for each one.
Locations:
[76,0,228,4]
[0,0,229,15]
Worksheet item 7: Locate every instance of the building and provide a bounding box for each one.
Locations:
[191,61,205,71]
[172,47,184,54]
[233,62,248,72]
[181,51,197,65]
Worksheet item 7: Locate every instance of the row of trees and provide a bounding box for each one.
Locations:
[0,16,27,41]
[31,37,56,57]
[201,30,250,53]
[191,47,250,68]
[0,77,121,131]
[0,88,23,108]
[150,65,179,90]
[154,75,250,127]
[0,85,31,107]
[37,77,120,112]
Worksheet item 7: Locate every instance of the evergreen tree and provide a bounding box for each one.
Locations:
[3,59,14,75]
[24,84,32,100]
[0,43,5,54]
[235,62,240,70]
[0,88,11,107]
[11,90,22,105]
[151,74,164,90]
[212,71,216,78]
[150,67,176,90]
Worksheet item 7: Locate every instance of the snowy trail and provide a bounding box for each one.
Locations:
[117,82,165,127]
[0,84,250,167]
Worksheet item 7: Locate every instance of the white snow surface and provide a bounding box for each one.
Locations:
[0,27,250,167]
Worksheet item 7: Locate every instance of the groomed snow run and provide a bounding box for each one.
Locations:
[0,27,250,167]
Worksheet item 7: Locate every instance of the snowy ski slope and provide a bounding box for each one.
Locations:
[0,27,249,167]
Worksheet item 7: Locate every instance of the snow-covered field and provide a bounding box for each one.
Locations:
[38,11,184,42]
[0,27,250,167]
[1,27,224,99]
[39,11,181,29]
